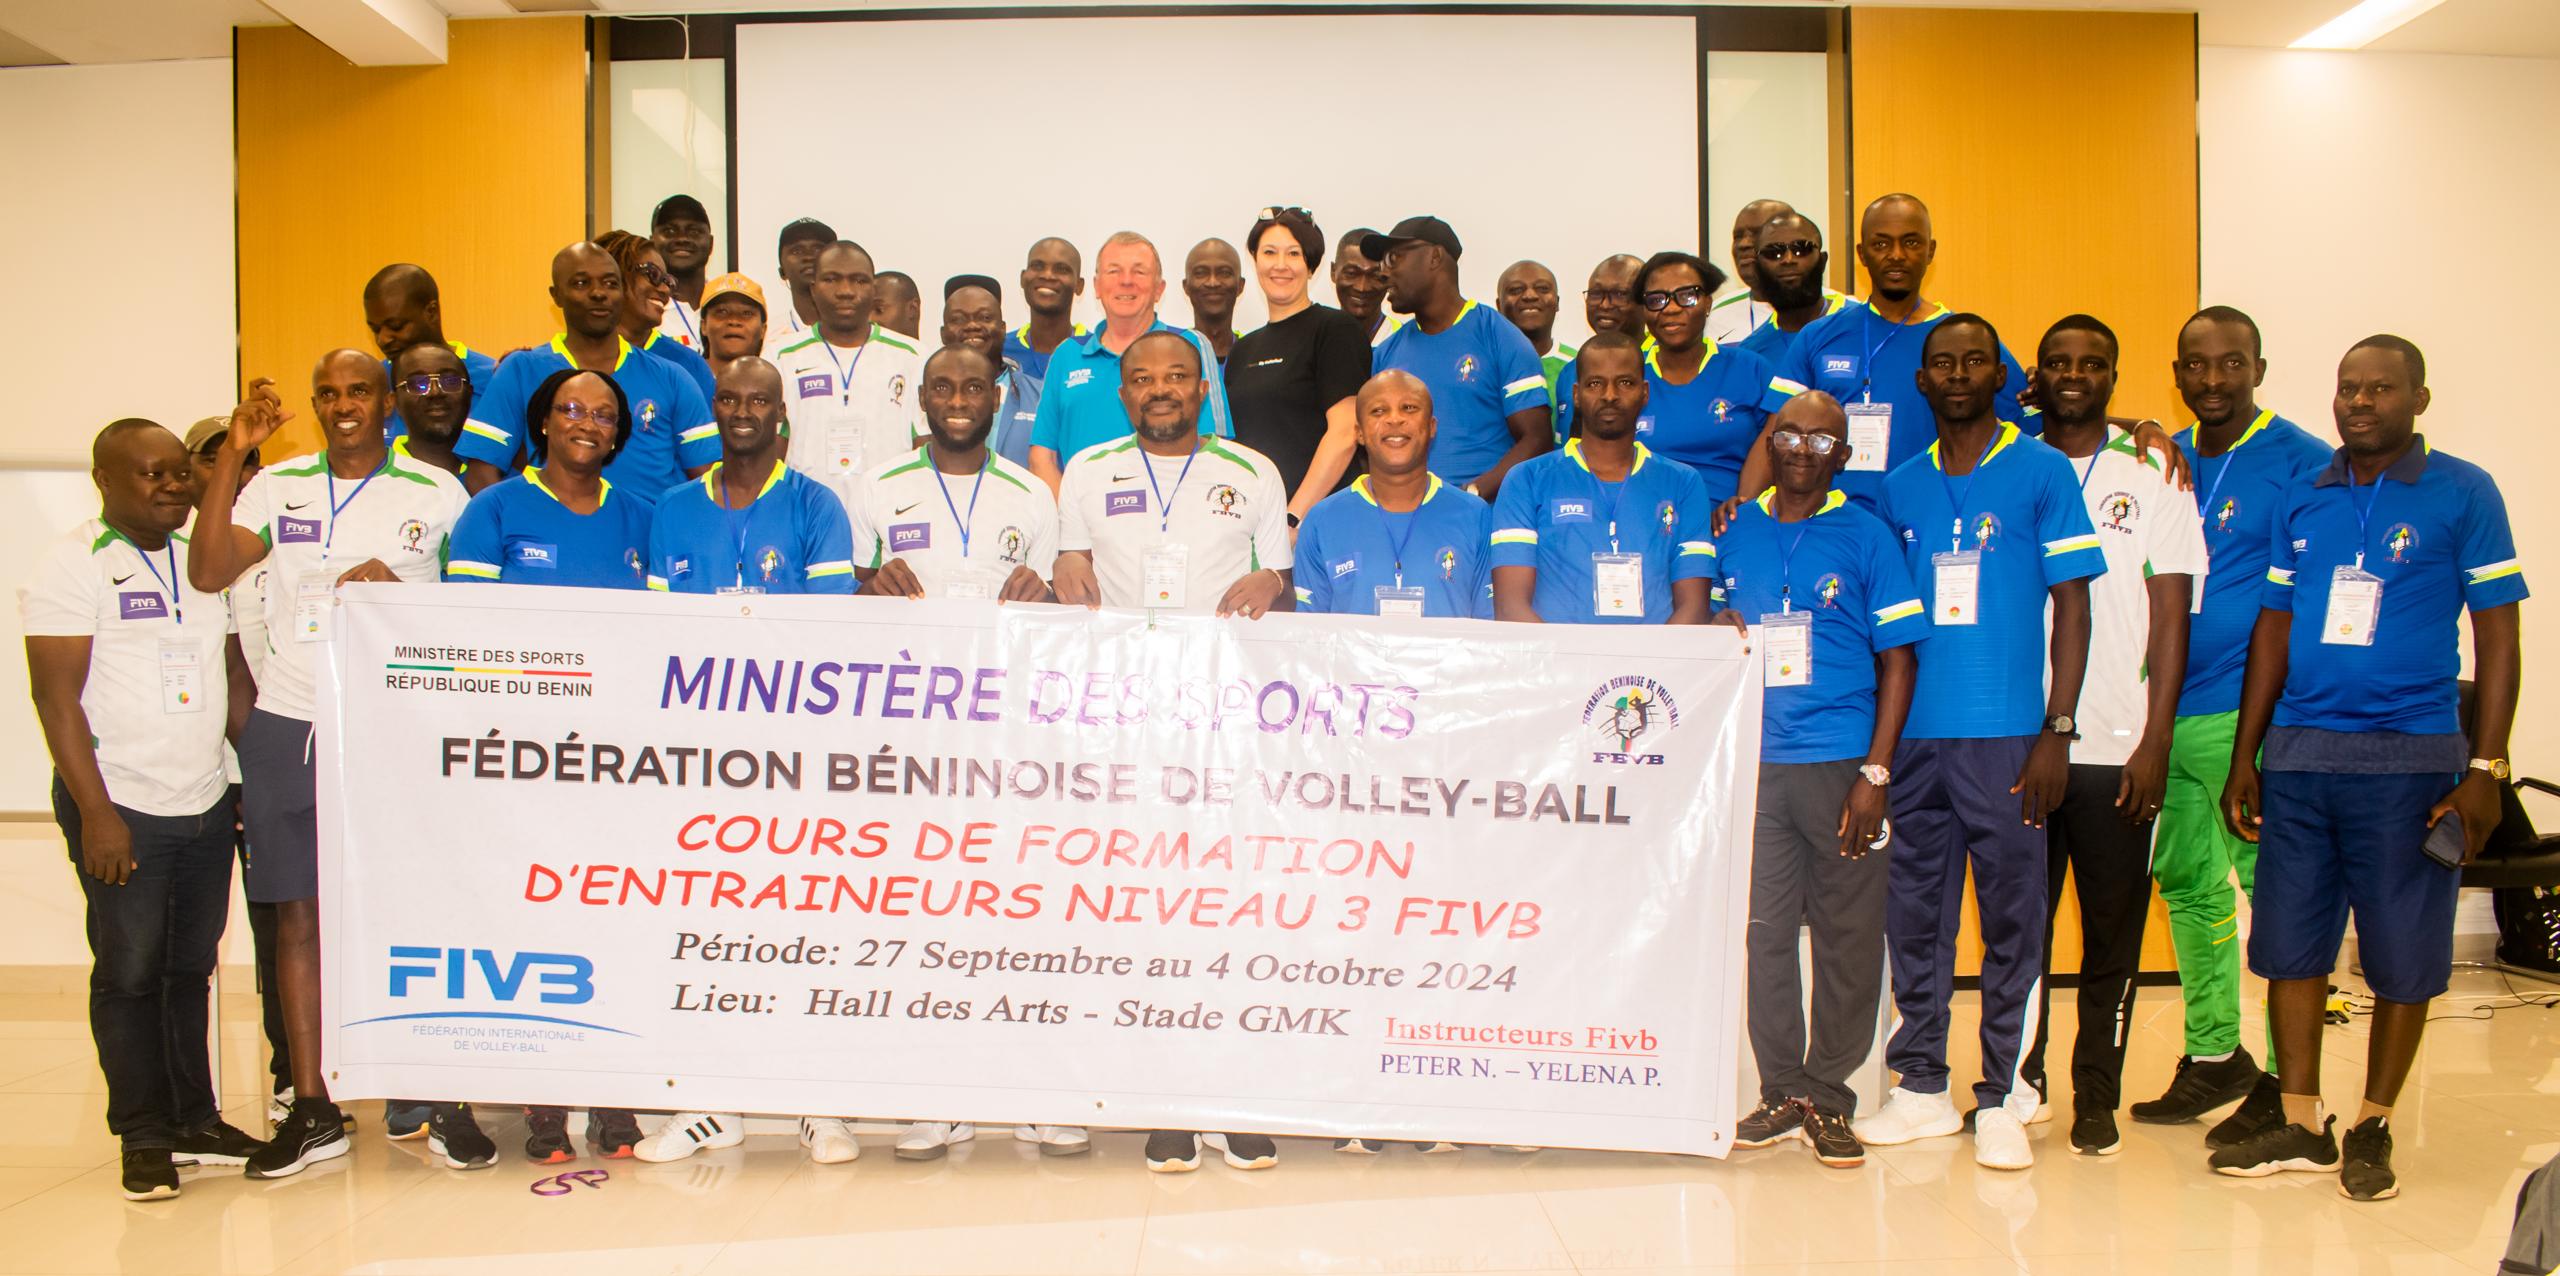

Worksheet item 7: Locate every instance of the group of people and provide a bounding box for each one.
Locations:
[24,189,2522,1208]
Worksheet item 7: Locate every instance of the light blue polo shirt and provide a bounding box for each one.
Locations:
[990,357,1046,469]
[2263,437,2527,735]
[1777,301,2035,511]
[1293,475,1493,618]
[1028,319,1232,463]
[1556,341,1800,503]
[2175,408,2333,716]
[1373,300,1550,488]
[1878,423,2107,739]
[444,471,653,589]
[384,341,500,441]
[1717,490,1929,763]
[1489,440,1717,624]
[456,335,719,498]
[647,461,856,594]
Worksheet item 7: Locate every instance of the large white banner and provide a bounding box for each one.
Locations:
[315,587,1761,1157]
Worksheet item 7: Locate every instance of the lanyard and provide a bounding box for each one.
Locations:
[673,300,698,344]
[1376,502,1421,588]
[715,467,761,587]
[1857,304,1924,402]
[1775,519,1813,613]
[821,337,866,405]
[2072,448,2101,495]
[2347,466,2384,570]
[131,538,185,625]
[323,458,386,557]
[1937,430,1997,551]
[931,459,989,557]
[1144,447,1199,534]
[1589,471,1630,553]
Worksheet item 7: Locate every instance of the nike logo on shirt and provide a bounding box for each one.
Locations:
[894,502,921,516]
[285,501,313,511]
[112,573,135,585]
[1111,473,1136,482]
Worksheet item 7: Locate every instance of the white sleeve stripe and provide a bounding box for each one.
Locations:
[1502,376,1545,396]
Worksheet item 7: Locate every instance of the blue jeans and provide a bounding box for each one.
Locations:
[52,778,235,1149]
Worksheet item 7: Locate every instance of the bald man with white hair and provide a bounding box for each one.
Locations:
[1026,230,1232,491]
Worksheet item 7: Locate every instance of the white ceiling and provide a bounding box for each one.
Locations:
[0,0,2553,66]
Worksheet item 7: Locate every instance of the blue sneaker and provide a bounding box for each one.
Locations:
[384,1101,434,1141]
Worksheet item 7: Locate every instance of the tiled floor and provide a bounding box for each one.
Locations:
[0,970,2552,1275]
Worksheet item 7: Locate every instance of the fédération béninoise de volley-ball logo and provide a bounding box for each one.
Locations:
[1582,675,1681,765]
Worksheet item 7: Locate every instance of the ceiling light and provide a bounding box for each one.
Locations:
[2290,0,2450,49]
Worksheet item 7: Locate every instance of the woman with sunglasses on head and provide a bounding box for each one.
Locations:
[597,229,718,402]
[1225,206,1373,535]
[1557,251,1800,505]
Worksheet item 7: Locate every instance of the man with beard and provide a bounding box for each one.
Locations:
[363,264,496,442]
[849,345,1056,604]
[1496,260,1571,404]
[1737,212,1852,365]
[1332,228,1397,345]
[941,274,1044,466]
[1183,239,1244,367]
[1005,237,1087,382]
[388,342,471,477]
[770,240,929,505]
[698,273,770,383]
[1368,216,1550,495]
[1706,199,1798,344]
[650,194,715,348]
[761,216,836,357]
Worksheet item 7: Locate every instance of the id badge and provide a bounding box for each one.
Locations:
[1373,585,1426,618]
[1845,401,1892,473]
[2322,566,2382,646]
[943,565,996,601]
[1143,544,1189,610]
[827,424,864,474]
[1931,550,1981,626]
[1592,552,1645,618]
[159,640,205,714]
[1759,611,1812,687]
[715,585,765,596]
[293,572,336,643]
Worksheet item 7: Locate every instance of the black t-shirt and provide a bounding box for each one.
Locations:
[1225,303,1372,496]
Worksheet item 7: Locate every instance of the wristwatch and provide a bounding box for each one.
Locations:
[1859,763,1891,789]
[2471,757,2512,780]
[2043,713,2080,740]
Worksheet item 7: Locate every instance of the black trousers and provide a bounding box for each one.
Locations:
[2024,763,2154,1110]
[1745,759,1888,1115]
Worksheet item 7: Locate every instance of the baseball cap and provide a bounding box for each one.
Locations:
[777,217,837,250]
[651,194,709,228]
[1360,215,1461,263]
[182,416,230,454]
[943,273,1003,300]
[701,272,767,314]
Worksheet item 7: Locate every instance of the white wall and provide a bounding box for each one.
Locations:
[2200,45,2560,769]
[608,57,730,266]
[1703,51,1831,295]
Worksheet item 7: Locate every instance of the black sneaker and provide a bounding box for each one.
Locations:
[1145,1130,1201,1173]
[1213,1132,1278,1170]
[2338,1116,2398,1201]
[2205,1074,2287,1151]
[2132,1049,2263,1125]
[120,1148,179,1201]
[1733,1098,1806,1150]
[2071,1096,2121,1156]
[244,1099,350,1180]
[383,1100,433,1141]
[2209,1114,2339,1177]
[525,1106,575,1163]
[173,1120,264,1167]
[1333,1138,1383,1154]
[427,1104,498,1170]
[589,1108,643,1158]
[1803,1106,1864,1168]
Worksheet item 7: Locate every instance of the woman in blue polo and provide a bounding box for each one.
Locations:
[446,369,654,591]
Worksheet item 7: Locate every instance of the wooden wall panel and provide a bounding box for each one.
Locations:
[236,17,586,460]
[1847,7,2197,423]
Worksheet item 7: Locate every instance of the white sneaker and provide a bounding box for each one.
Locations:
[1014,1124,1091,1156]
[632,1112,744,1163]
[1974,1107,2034,1170]
[1855,1087,1963,1146]
[799,1117,860,1165]
[894,1121,974,1160]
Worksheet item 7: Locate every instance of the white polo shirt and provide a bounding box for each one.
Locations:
[2062,430,2208,767]
[771,324,928,507]
[1059,435,1290,614]
[19,520,236,817]
[230,450,468,721]
[847,450,1059,598]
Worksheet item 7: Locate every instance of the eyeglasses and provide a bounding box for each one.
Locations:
[399,371,468,395]
[635,263,672,287]
[1770,429,1843,456]
[1757,239,1821,262]
[550,402,620,427]
[1584,287,1634,304]
[1641,285,1707,312]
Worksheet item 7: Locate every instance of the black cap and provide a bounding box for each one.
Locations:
[943,273,1002,300]
[651,193,709,228]
[777,216,837,249]
[1360,215,1461,263]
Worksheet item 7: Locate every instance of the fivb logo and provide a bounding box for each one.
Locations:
[388,946,595,1005]
[889,523,931,552]
[1105,490,1147,517]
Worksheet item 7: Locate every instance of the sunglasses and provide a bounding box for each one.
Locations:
[1256,205,1313,223]
[1771,429,1843,456]
[399,371,468,395]
[1757,239,1821,262]
[1641,285,1707,312]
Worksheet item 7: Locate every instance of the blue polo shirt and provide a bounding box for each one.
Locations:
[1734,293,1852,366]
[1879,423,2107,739]
[1490,440,1717,624]
[456,335,720,497]
[1292,475,1493,618]
[384,341,500,441]
[1373,300,1550,488]
[641,329,718,402]
[1028,319,1232,463]
[1004,322,1085,385]
[2175,409,2333,716]
[1556,341,1800,503]
[2263,437,2527,735]
[444,471,652,589]
[990,358,1046,469]
[1776,301,2034,511]
[647,461,856,594]
[1717,490,1928,763]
